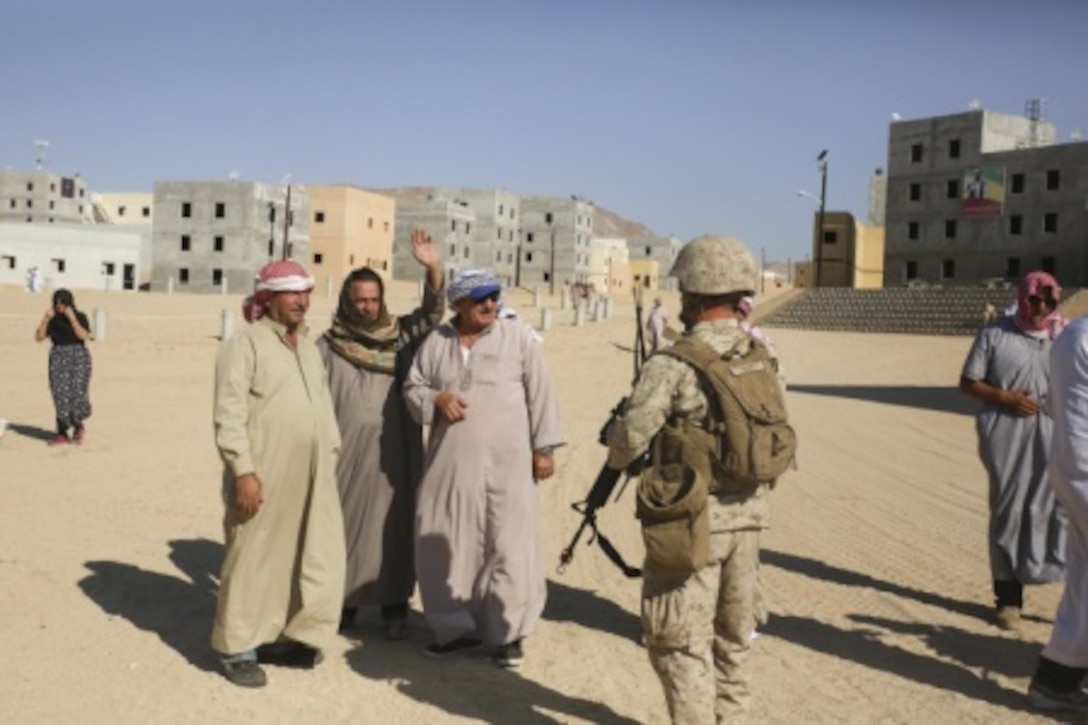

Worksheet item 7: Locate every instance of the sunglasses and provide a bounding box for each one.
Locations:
[472,291,501,305]
[1027,295,1057,307]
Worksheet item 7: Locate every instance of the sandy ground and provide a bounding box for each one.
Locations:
[0,281,1069,724]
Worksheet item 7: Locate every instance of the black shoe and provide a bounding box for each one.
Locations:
[339,606,358,632]
[381,602,410,640]
[493,639,524,668]
[222,659,267,688]
[256,642,324,669]
[1029,680,1088,712]
[422,637,482,659]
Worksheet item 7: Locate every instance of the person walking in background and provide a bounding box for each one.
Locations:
[211,260,345,688]
[34,289,92,446]
[1029,315,1088,712]
[404,269,564,669]
[647,297,669,352]
[959,270,1067,631]
[318,229,444,639]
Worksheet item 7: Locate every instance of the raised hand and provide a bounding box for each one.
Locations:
[411,228,441,268]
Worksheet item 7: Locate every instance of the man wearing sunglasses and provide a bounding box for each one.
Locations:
[405,269,564,669]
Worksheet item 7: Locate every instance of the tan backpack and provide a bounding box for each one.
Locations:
[658,334,797,492]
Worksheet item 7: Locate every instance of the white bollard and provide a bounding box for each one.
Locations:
[540,308,552,331]
[93,308,107,342]
[167,277,175,295]
[574,305,585,327]
[534,286,543,308]
[326,277,334,298]
[220,277,228,295]
[560,291,569,310]
[220,309,234,340]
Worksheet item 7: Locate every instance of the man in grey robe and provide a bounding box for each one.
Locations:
[318,229,444,639]
[212,260,345,688]
[404,269,564,668]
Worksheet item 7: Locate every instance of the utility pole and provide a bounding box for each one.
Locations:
[281,184,292,260]
[816,150,828,288]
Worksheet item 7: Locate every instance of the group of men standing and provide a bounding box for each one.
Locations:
[210,230,565,689]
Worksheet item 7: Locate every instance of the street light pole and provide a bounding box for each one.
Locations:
[816,150,828,288]
[281,184,292,261]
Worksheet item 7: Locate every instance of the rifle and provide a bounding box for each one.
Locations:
[557,286,651,578]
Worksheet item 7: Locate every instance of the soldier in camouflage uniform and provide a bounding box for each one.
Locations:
[607,235,773,724]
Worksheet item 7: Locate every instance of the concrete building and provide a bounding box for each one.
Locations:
[393,195,477,284]
[809,211,885,288]
[429,187,521,286]
[883,106,1088,286]
[308,185,395,292]
[92,192,154,285]
[150,180,309,294]
[588,237,630,295]
[0,170,89,225]
[630,258,660,291]
[0,222,142,291]
[627,235,681,291]
[519,196,594,293]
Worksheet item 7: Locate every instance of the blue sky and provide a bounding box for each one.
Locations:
[3,0,1086,261]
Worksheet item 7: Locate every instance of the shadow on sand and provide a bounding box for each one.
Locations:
[788,384,977,416]
[8,421,58,442]
[78,538,223,672]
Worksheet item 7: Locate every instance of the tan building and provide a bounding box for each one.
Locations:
[588,237,630,295]
[811,211,885,288]
[630,258,660,291]
[308,185,396,290]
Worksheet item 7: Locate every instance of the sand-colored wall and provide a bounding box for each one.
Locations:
[308,186,395,290]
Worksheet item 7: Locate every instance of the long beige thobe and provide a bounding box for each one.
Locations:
[404,318,563,646]
[317,285,444,610]
[211,317,345,656]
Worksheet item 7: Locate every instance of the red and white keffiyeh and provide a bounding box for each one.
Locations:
[242,260,314,322]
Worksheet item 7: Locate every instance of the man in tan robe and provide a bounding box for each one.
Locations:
[318,229,444,639]
[211,260,345,688]
[404,269,564,669]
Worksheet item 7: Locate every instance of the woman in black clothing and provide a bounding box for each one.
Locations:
[34,289,92,445]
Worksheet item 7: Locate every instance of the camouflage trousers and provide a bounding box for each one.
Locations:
[641,528,762,725]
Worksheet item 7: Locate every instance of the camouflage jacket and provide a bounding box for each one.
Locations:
[607,318,772,531]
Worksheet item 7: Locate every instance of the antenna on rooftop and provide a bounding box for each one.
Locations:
[33,139,50,170]
[1025,98,1046,148]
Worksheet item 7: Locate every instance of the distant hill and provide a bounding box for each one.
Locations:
[370,186,657,239]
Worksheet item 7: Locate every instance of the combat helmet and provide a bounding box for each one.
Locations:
[670,235,757,295]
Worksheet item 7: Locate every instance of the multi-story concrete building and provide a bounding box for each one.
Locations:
[92,192,154,285]
[519,196,594,293]
[433,187,521,286]
[587,237,630,295]
[0,222,142,291]
[150,180,308,294]
[883,107,1088,286]
[308,185,395,292]
[0,170,89,225]
[393,195,478,284]
[627,235,681,291]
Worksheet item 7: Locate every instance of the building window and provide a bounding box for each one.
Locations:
[1047,169,1061,190]
[463,247,470,259]
[118,206,126,217]
[179,268,190,284]
[944,220,957,239]
[8,200,13,209]
[526,232,534,243]
[214,235,224,252]
[498,204,504,216]
[50,183,55,192]
[1011,173,1025,194]
[212,269,223,285]
[181,235,191,251]
[510,208,516,220]
[495,251,502,262]
[384,221,389,232]
[545,212,553,224]
[448,244,456,256]
[382,261,388,270]
[949,139,961,158]
[910,144,923,163]
[645,246,652,256]
[142,207,150,217]
[823,230,838,244]
[466,222,471,234]
[941,259,955,279]
[1042,256,1056,275]
[507,253,512,264]
[1009,215,1023,235]
[909,183,921,201]
[26,182,33,191]
[315,211,325,223]
[368,217,373,229]
[905,260,918,280]
[215,202,225,218]
[182,202,192,218]
[451,220,456,231]
[508,230,514,242]
[526,252,534,263]
[543,272,551,282]
[79,188,84,198]
[26,199,32,208]
[496,229,502,240]
[102,262,115,276]
[946,179,959,199]
[53,258,66,273]
[1044,212,1058,233]
[313,253,323,265]
[49,201,54,210]
[2,255,16,269]
[1007,258,1021,278]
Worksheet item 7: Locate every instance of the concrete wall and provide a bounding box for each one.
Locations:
[435,188,521,286]
[630,258,660,291]
[308,186,395,292]
[0,170,88,224]
[0,222,141,291]
[93,192,154,284]
[151,180,310,294]
[627,235,680,291]
[393,197,477,283]
[884,108,1088,286]
[519,196,594,292]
